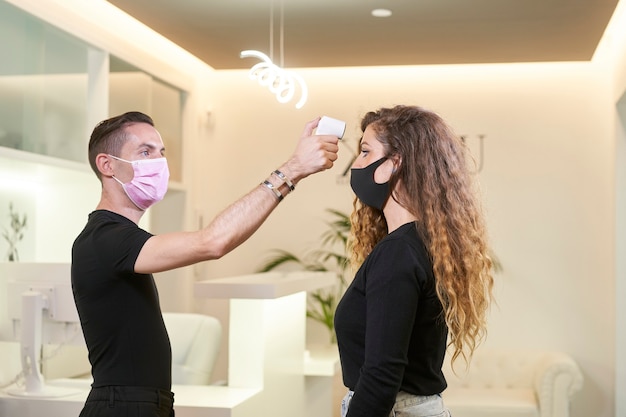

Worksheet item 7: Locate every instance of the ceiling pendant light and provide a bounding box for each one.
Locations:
[240,0,308,109]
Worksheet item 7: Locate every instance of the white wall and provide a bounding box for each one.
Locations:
[595,2,626,415]
[197,60,617,416]
[615,92,626,416]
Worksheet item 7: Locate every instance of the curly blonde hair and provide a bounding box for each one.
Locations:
[349,105,494,367]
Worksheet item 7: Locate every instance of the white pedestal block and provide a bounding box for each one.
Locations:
[195,271,337,417]
[228,293,306,417]
[304,344,341,417]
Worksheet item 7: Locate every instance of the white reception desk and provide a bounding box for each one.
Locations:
[194,271,339,417]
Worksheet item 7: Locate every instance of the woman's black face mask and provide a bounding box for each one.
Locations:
[350,157,390,210]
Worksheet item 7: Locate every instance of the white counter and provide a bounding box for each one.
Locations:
[194,271,337,299]
[0,379,260,417]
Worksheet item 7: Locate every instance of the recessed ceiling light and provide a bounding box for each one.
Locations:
[371,8,392,18]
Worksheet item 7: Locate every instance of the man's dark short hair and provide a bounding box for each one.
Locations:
[88,111,154,180]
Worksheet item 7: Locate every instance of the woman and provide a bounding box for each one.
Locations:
[335,105,494,417]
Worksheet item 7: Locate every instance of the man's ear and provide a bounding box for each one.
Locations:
[95,153,114,178]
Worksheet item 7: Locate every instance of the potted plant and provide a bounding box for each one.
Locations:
[2,202,27,262]
[257,208,350,343]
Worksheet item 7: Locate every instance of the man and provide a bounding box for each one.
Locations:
[71,111,339,417]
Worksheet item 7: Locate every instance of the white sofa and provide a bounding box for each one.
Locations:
[441,349,583,417]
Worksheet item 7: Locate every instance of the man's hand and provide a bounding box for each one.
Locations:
[280,117,340,183]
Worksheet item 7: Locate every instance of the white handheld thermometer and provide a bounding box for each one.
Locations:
[316,116,346,139]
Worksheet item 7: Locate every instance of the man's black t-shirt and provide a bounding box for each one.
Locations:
[71,210,171,391]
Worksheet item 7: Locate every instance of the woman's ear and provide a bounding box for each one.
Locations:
[391,156,402,174]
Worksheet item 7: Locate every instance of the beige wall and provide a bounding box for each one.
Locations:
[194,61,619,417]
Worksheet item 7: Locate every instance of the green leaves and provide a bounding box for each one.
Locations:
[3,202,28,262]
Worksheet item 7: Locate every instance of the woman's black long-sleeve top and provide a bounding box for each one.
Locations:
[334,222,448,417]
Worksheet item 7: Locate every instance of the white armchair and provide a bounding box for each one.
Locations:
[0,341,21,387]
[442,349,583,417]
[162,312,222,385]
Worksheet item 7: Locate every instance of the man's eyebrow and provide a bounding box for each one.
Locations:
[140,143,166,153]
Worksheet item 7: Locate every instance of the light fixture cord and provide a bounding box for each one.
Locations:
[280,0,284,68]
[269,0,285,67]
[269,0,274,61]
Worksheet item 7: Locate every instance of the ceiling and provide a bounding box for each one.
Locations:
[106,0,619,70]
